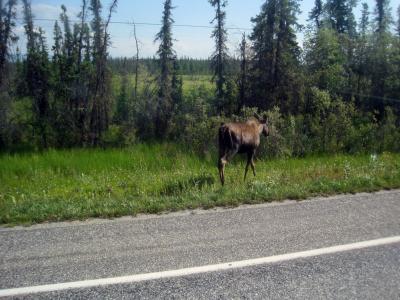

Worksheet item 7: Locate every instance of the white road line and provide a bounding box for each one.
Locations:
[1,236,400,297]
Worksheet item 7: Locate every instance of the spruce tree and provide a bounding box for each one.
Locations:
[209,0,229,115]
[155,0,175,138]
[60,5,73,58]
[22,0,51,148]
[0,0,17,86]
[388,5,400,112]
[374,0,392,34]
[237,33,248,112]
[89,0,118,145]
[370,0,392,115]
[359,2,370,35]
[0,0,17,149]
[397,5,400,37]
[52,21,62,62]
[249,0,301,113]
[325,0,357,36]
[171,59,183,109]
[115,73,129,125]
[354,2,370,105]
[308,0,323,29]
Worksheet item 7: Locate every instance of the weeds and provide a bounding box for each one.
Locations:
[0,145,399,226]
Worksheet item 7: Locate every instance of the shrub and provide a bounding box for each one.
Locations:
[101,125,136,147]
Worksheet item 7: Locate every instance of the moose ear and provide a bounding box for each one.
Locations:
[262,114,268,123]
[254,112,261,121]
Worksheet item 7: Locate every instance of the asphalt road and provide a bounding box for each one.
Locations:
[0,190,399,299]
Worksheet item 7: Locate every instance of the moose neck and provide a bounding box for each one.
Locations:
[257,123,263,136]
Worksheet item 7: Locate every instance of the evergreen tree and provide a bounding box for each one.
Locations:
[308,0,323,29]
[325,0,357,36]
[374,0,392,34]
[114,73,129,124]
[370,0,392,115]
[0,0,17,86]
[60,5,73,57]
[237,33,249,112]
[304,27,346,95]
[359,2,370,35]
[353,3,370,106]
[0,0,17,149]
[52,21,63,62]
[397,5,400,37]
[386,5,400,112]
[154,0,175,138]
[209,0,229,115]
[171,59,183,109]
[75,0,90,145]
[321,1,357,102]
[51,6,81,146]
[89,0,118,145]
[249,0,302,113]
[22,0,51,148]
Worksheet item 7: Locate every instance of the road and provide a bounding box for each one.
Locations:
[0,190,399,299]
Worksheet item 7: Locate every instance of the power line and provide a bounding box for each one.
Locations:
[339,91,400,104]
[16,17,252,31]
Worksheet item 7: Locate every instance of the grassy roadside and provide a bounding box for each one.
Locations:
[1,145,400,226]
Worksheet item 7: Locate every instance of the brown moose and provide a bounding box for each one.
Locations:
[218,114,269,185]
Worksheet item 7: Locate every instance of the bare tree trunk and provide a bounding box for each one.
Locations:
[133,21,139,101]
[132,20,139,127]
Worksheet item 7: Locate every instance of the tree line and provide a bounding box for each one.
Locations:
[109,57,217,76]
[0,0,399,156]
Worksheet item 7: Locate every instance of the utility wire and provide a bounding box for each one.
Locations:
[12,21,400,105]
[339,91,400,104]
[15,17,252,31]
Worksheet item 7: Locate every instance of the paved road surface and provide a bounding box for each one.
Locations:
[0,190,399,299]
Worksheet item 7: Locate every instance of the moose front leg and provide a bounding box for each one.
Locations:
[250,154,256,177]
[244,152,252,181]
[244,151,256,181]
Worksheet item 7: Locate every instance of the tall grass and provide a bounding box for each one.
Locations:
[1,145,399,226]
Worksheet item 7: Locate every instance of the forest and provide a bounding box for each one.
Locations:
[0,0,399,156]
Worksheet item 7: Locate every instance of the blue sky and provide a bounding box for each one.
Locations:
[14,0,399,58]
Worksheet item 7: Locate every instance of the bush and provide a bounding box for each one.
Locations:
[100,125,136,147]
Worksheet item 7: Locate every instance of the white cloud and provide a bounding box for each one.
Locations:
[35,3,79,20]
[16,3,79,20]
[175,38,213,58]
[109,35,159,58]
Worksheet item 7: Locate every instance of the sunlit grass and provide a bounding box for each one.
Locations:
[1,145,399,226]
[112,74,214,96]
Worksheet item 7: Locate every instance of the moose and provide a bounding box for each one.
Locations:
[218,113,269,185]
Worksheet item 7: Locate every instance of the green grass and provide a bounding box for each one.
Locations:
[112,74,213,96]
[1,145,400,226]
[181,75,213,93]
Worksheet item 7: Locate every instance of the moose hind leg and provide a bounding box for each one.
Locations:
[244,153,252,181]
[250,157,256,177]
[218,156,227,185]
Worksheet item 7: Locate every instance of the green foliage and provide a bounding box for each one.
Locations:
[154,0,178,139]
[309,0,323,28]
[325,0,357,35]
[378,107,400,152]
[249,0,302,113]
[0,0,17,86]
[1,0,399,162]
[100,125,136,147]
[304,28,346,94]
[209,0,230,115]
